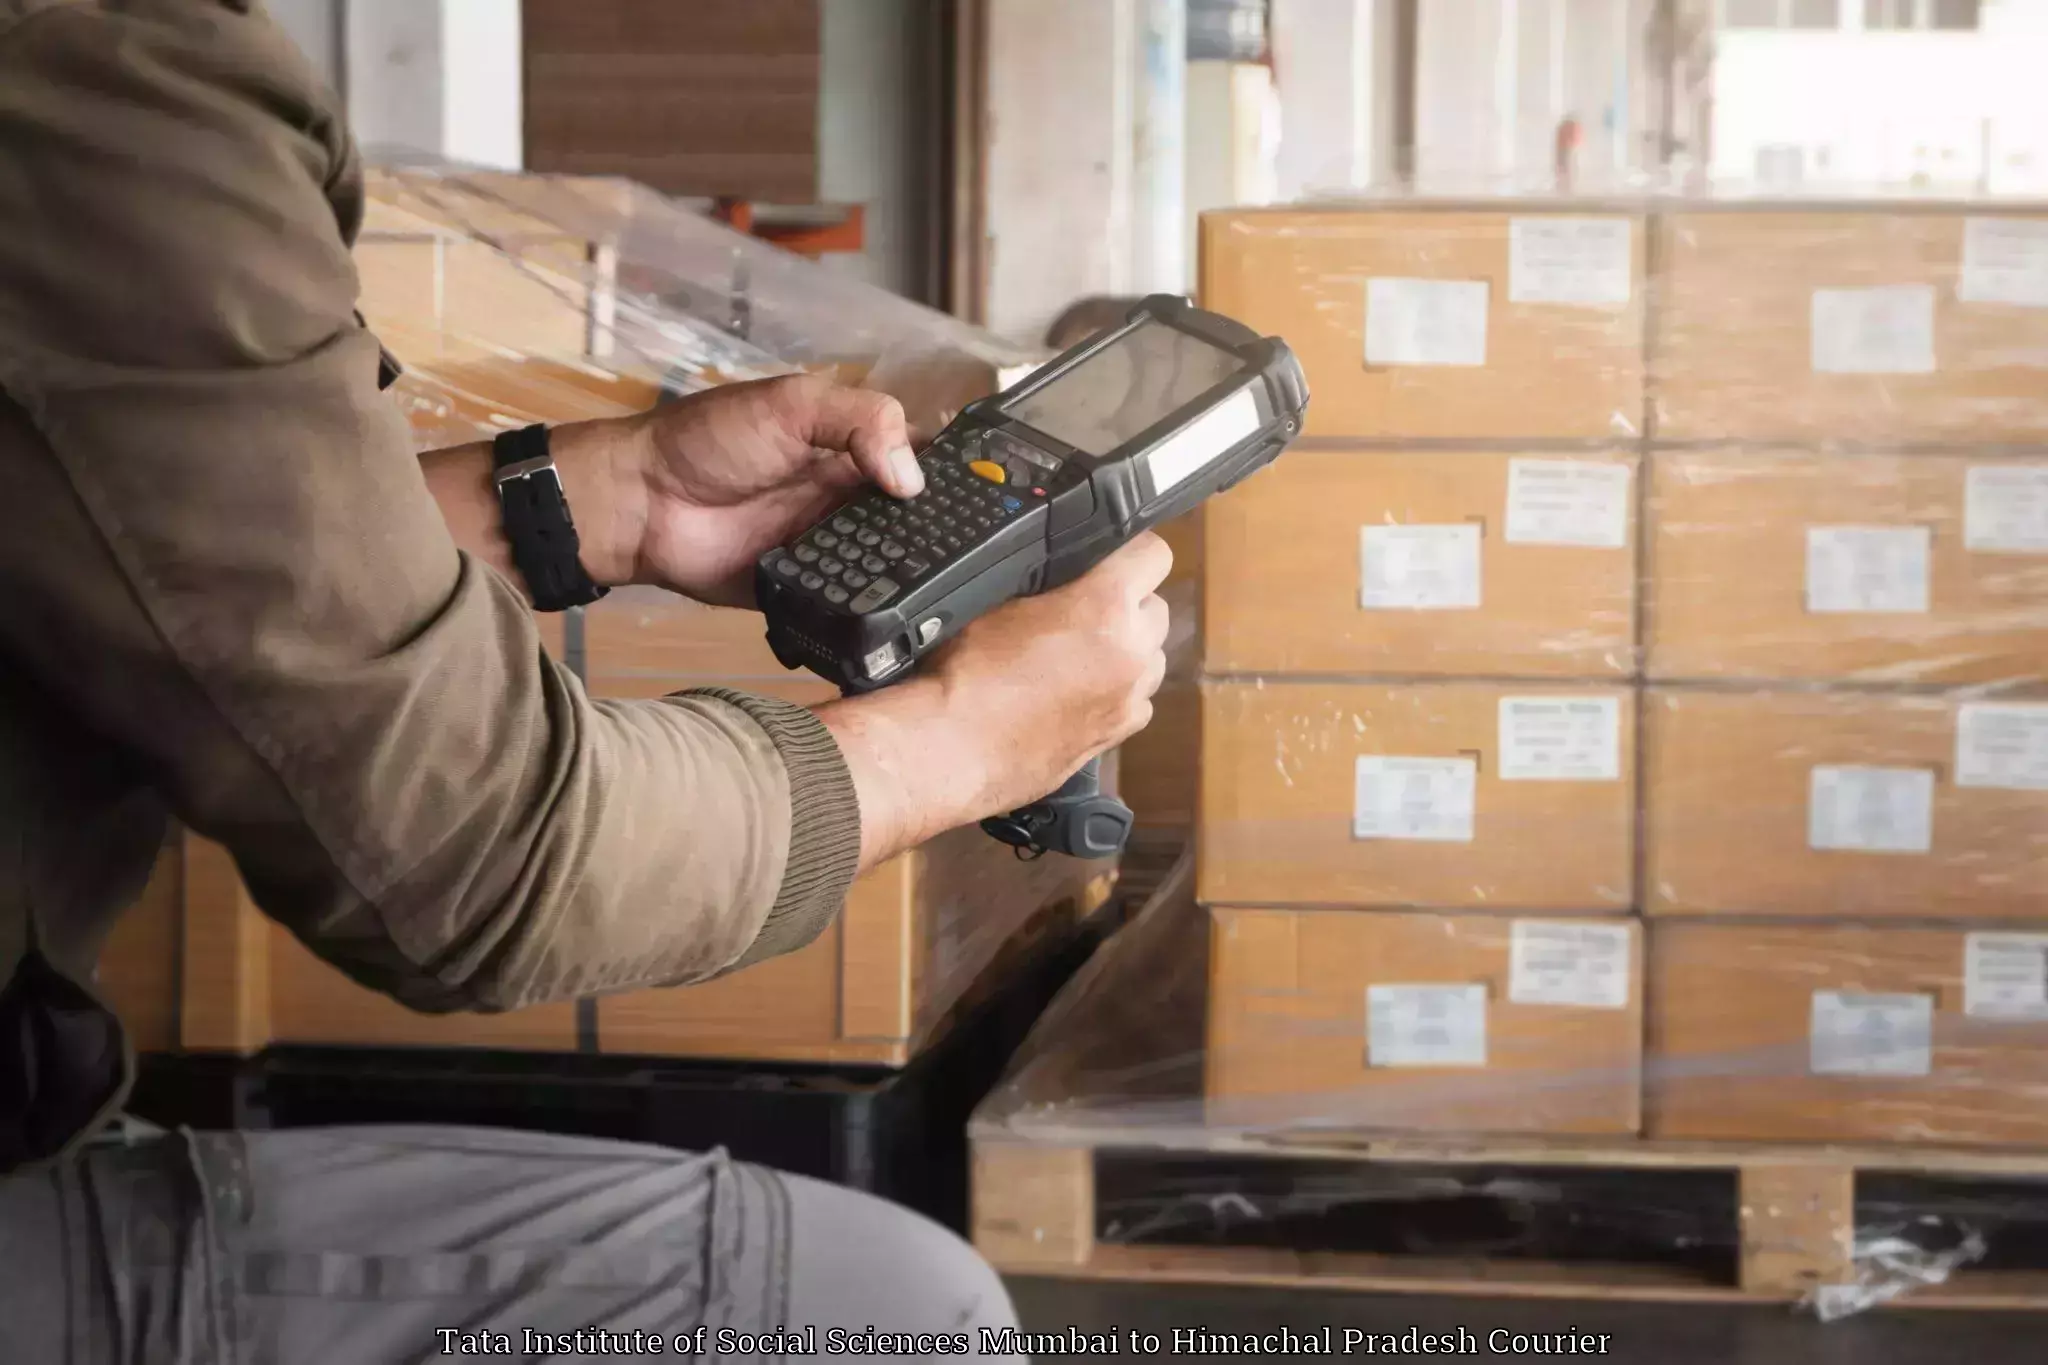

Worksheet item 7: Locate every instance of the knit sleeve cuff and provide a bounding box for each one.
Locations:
[680,687,862,968]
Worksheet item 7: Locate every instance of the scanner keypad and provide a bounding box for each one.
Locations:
[771,442,1045,612]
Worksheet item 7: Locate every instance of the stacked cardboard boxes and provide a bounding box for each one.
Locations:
[1194,205,1651,1136]
[97,167,1099,1070]
[1192,200,2048,1146]
[1643,208,2048,1145]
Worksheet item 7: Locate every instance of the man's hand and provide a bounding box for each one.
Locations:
[424,374,923,611]
[623,374,924,606]
[816,534,1174,869]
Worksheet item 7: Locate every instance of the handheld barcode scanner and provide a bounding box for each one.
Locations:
[757,294,1309,859]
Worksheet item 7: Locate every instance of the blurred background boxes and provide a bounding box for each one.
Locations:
[1200,207,1647,442]
[1651,208,2048,447]
[1648,920,2048,1147]
[1646,450,2048,687]
[1206,907,1642,1136]
[1203,448,1638,678]
[1643,688,2048,920]
[584,587,829,706]
[1197,680,1636,912]
[157,823,1100,1068]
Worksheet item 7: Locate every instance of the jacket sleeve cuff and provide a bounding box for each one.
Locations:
[679,687,862,968]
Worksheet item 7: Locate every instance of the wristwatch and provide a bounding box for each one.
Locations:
[491,423,610,612]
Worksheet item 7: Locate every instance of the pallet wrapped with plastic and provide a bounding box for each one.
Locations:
[969,855,2048,1318]
[95,162,1120,1070]
[961,194,2048,1318]
[356,162,1042,443]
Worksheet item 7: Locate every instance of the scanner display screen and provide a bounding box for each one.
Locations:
[1007,318,1245,458]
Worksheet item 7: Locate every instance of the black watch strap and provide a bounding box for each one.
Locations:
[491,424,610,612]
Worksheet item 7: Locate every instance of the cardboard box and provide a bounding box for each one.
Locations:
[1648,921,2048,1146]
[1647,450,2048,687]
[598,828,1102,1064]
[357,238,597,365]
[92,835,185,1055]
[1200,206,1647,441]
[390,357,667,451]
[1198,680,1636,911]
[167,827,1103,1067]
[1204,450,1638,678]
[1644,688,2048,920]
[1121,509,1204,832]
[1206,908,1643,1135]
[357,171,630,369]
[1653,208,2048,445]
[1120,679,1202,833]
[583,586,828,706]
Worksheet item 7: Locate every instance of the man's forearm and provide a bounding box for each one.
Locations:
[813,678,990,871]
[420,419,652,599]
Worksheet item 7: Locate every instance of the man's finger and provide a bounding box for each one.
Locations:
[796,384,921,498]
[1094,531,1175,599]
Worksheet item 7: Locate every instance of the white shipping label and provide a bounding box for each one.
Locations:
[1964,933,2048,1020]
[1364,278,1489,367]
[1509,921,1633,1009]
[1498,696,1623,782]
[1509,217,1634,307]
[1504,459,1633,548]
[1810,991,1934,1078]
[1361,524,1483,610]
[1959,218,2048,308]
[1805,526,1931,615]
[1353,756,1478,843]
[1367,984,1488,1068]
[1810,286,1937,375]
[1808,765,1936,855]
[1964,465,2048,554]
[1955,702,2048,792]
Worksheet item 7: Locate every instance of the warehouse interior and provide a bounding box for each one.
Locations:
[17,0,2048,1359]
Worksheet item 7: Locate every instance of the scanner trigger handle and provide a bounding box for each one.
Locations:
[979,757,1132,860]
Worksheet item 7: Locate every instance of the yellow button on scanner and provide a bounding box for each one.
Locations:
[968,459,1007,485]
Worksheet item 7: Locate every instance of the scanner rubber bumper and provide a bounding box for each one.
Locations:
[980,759,1131,860]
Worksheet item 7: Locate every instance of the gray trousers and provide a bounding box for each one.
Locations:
[0,1124,1020,1364]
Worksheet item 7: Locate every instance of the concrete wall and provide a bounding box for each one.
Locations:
[1712,1,2048,193]
[1271,0,1399,199]
[269,0,342,89]
[1415,0,1657,191]
[818,0,943,302]
[265,0,524,169]
[983,0,1141,343]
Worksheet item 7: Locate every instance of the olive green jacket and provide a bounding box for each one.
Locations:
[0,0,860,1171]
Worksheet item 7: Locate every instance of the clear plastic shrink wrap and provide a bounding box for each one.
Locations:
[98,162,1103,1069]
[968,196,2048,1318]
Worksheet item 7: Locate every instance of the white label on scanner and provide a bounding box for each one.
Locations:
[1509,921,1633,1009]
[1368,984,1488,1068]
[1508,218,1634,308]
[1147,387,1261,496]
[1365,278,1489,367]
[1361,524,1482,610]
[1955,703,2048,791]
[1964,933,2048,1020]
[1964,465,2048,554]
[1960,218,2048,308]
[1810,286,1937,375]
[1498,696,1623,782]
[1504,459,1633,548]
[1805,526,1931,614]
[1808,765,1935,855]
[1353,756,1477,843]
[1810,991,1934,1078]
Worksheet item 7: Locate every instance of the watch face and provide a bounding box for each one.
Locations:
[1006,318,1245,458]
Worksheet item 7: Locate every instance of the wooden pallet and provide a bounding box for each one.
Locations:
[972,1126,2048,1310]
